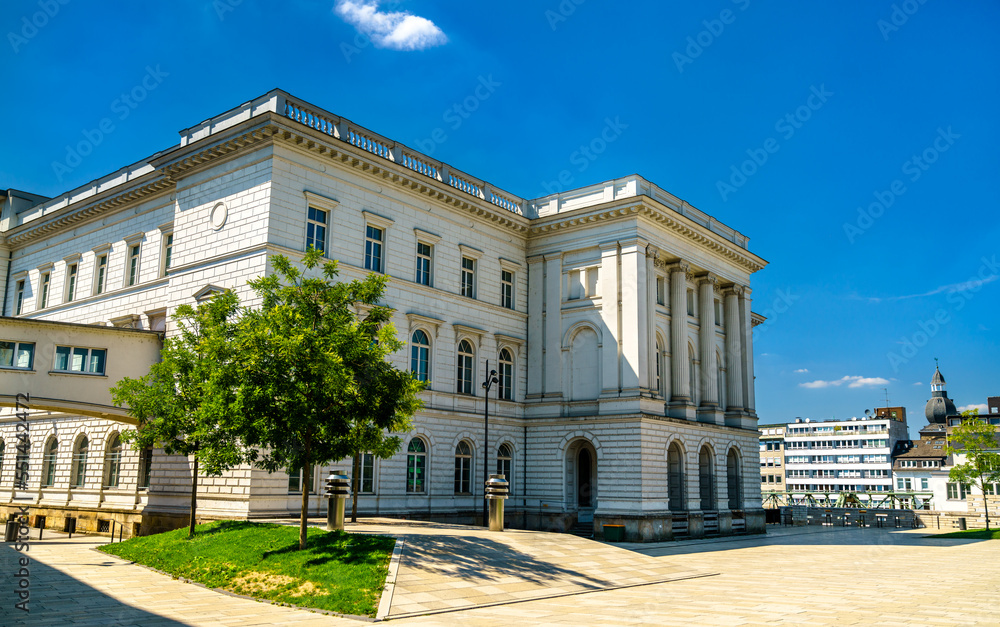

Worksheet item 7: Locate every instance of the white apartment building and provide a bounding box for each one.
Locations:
[0,89,767,541]
[781,409,909,504]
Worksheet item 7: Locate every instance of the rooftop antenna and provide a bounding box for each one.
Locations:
[883,388,890,408]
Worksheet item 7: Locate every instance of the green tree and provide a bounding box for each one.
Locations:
[110,291,247,537]
[945,409,1000,530]
[230,250,422,549]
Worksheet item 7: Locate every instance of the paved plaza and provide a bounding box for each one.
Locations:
[2,520,999,626]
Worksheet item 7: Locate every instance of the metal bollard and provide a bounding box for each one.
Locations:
[485,474,509,532]
[325,471,350,532]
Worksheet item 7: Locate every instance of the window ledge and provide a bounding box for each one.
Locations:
[48,371,108,378]
[0,367,35,373]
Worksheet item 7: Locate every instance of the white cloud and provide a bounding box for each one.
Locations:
[958,403,988,414]
[794,368,809,373]
[335,1,447,51]
[913,381,923,386]
[864,274,998,303]
[799,375,890,389]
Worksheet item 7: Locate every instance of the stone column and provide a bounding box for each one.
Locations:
[669,261,692,417]
[723,285,744,414]
[697,273,722,425]
[741,288,756,416]
[543,254,562,397]
[646,247,658,397]
[599,242,620,397]
[619,239,648,393]
[526,255,544,398]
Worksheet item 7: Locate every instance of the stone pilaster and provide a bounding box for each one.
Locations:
[543,254,562,397]
[741,288,756,416]
[526,255,544,398]
[723,285,745,417]
[599,242,620,397]
[619,238,648,393]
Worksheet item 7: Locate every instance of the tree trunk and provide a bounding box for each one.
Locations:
[351,454,360,523]
[188,454,198,538]
[299,430,311,551]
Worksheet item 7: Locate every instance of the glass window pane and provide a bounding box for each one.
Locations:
[0,341,13,367]
[55,346,71,370]
[89,349,106,374]
[16,345,33,369]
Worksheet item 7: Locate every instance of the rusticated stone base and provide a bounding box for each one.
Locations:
[589,509,766,542]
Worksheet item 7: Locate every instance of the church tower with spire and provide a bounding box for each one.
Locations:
[924,360,958,424]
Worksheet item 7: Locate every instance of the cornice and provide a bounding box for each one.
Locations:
[270,117,532,235]
[528,201,766,274]
[6,177,174,247]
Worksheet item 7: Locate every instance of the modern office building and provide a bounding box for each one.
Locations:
[0,89,768,540]
[758,424,785,495]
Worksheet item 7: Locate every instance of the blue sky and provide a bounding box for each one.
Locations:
[2,1,997,434]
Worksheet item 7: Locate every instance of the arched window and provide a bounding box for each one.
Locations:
[667,442,685,511]
[727,448,742,510]
[497,443,513,491]
[454,440,473,494]
[42,438,58,487]
[699,445,715,510]
[105,434,122,488]
[411,330,430,382]
[457,340,474,394]
[72,436,89,488]
[406,438,427,493]
[498,348,513,400]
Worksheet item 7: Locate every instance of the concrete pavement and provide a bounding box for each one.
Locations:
[2,520,999,626]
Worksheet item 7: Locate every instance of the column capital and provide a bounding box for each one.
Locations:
[667,260,690,274]
[646,244,660,259]
[696,272,718,286]
[722,284,745,297]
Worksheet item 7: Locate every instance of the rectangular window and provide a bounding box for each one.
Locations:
[287,466,318,494]
[66,264,78,302]
[715,299,723,326]
[656,277,665,306]
[415,242,432,286]
[356,453,375,494]
[163,233,174,273]
[921,478,929,491]
[686,289,695,316]
[306,208,327,254]
[365,225,384,272]
[138,448,153,490]
[54,345,107,375]
[15,280,25,315]
[95,254,108,295]
[39,272,51,308]
[0,341,34,369]
[501,270,514,309]
[128,244,141,286]
[947,483,967,500]
[461,257,475,298]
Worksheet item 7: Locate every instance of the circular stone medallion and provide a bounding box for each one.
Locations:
[210,202,228,230]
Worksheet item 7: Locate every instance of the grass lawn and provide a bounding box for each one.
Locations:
[931,528,1000,540]
[99,521,395,617]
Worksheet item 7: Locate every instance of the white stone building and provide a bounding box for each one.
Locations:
[0,90,767,540]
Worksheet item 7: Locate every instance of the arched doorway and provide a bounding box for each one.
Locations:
[566,439,598,522]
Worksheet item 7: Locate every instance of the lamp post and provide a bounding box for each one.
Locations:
[482,361,498,527]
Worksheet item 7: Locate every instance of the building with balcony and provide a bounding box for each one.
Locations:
[0,89,767,540]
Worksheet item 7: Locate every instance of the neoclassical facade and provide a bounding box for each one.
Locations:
[0,90,767,540]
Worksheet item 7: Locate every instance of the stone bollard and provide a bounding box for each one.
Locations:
[324,471,350,532]
[485,474,509,532]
